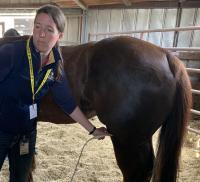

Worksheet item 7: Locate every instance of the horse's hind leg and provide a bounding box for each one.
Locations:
[27,155,36,182]
[111,137,154,182]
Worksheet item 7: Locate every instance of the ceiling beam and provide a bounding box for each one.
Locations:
[73,0,87,10]
[0,3,45,9]
[122,0,132,6]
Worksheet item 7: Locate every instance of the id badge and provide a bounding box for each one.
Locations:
[20,141,29,155]
[29,104,37,119]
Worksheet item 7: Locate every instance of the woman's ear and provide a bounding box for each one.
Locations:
[59,32,64,39]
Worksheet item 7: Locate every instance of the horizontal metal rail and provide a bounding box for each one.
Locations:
[166,47,200,52]
[186,65,200,135]
[88,26,200,53]
[186,68,200,73]
[192,89,200,95]
[89,26,200,37]
[191,109,200,116]
[187,126,200,135]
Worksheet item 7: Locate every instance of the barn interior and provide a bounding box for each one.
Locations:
[0,1,199,181]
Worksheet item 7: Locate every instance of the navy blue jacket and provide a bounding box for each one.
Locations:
[0,37,76,134]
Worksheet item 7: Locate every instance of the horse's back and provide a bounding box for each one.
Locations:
[0,35,29,46]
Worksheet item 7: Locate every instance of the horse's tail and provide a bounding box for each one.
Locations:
[152,51,192,182]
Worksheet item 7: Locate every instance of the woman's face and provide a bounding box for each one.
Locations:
[33,13,63,54]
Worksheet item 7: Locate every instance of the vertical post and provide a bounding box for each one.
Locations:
[173,2,182,47]
[81,10,88,44]
[140,33,144,40]
[196,139,200,158]
[189,8,198,47]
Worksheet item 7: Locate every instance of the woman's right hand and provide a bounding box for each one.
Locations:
[92,127,112,140]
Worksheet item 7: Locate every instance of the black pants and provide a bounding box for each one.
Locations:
[0,130,36,182]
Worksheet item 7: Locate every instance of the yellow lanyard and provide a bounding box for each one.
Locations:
[26,38,52,103]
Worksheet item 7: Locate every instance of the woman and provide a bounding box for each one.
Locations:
[0,4,110,181]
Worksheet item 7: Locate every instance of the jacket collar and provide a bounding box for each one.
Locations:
[29,36,62,67]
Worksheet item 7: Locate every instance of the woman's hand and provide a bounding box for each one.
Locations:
[69,107,112,140]
[91,127,112,140]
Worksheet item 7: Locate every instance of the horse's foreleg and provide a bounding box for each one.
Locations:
[111,137,154,182]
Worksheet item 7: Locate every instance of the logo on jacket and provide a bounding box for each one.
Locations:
[48,71,55,81]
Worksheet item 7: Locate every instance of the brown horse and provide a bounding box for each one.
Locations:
[0,36,192,182]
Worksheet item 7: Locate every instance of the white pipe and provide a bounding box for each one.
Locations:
[192,89,200,95]
[191,109,200,116]
[89,26,200,36]
[187,126,200,135]
[186,68,200,73]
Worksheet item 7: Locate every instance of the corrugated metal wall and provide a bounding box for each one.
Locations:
[61,9,82,45]
[87,8,200,48]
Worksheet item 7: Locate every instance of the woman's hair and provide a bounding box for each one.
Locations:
[35,4,66,80]
[35,4,66,33]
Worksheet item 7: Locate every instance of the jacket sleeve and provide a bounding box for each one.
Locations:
[51,73,77,115]
[0,44,14,82]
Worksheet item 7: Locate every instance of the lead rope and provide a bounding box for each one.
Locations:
[69,136,96,182]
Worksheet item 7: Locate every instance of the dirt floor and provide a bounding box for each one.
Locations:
[0,118,199,182]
